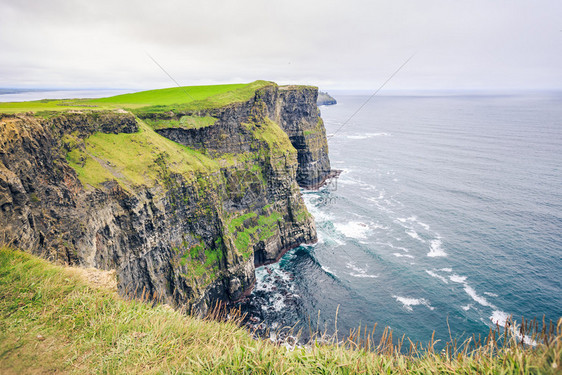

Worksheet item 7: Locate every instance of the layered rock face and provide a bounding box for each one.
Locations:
[0,83,331,314]
[155,85,332,188]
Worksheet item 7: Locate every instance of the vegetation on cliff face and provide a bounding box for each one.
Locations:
[0,81,324,315]
[1,247,560,374]
[65,120,219,190]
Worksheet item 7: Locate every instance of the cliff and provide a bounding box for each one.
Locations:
[0,81,332,314]
[317,91,337,106]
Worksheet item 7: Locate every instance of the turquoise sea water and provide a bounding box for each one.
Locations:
[241,93,562,346]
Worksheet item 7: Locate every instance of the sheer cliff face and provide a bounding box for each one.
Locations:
[0,83,330,314]
[155,85,331,188]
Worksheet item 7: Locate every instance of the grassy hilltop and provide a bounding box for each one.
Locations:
[0,81,270,114]
[1,247,560,374]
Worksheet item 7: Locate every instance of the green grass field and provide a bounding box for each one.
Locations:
[0,81,272,114]
[89,83,248,108]
[1,247,560,374]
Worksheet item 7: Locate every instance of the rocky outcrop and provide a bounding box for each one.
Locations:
[0,83,331,314]
[150,84,332,189]
[317,91,337,106]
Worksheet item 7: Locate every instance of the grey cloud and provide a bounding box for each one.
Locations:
[1,0,561,90]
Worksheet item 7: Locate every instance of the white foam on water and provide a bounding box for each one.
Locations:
[334,221,370,239]
[461,304,472,311]
[366,198,395,214]
[440,268,453,273]
[321,265,337,278]
[350,273,379,278]
[337,178,361,186]
[490,310,511,326]
[396,216,430,230]
[417,221,430,231]
[254,263,297,294]
[346,262,378,278]
[428,239,447,257]
[484,292,499,297]
[346,262,364,273]
[406,229,425,242]
[425,270,448,283]
[371,223,389,231]
[393,252,415,259]
[393,296,435,312]
[384,242,410,252]
[464,285,495,308]
[347,135,369,139]
[303,196,334,223]
[490,310,538,346]
[272,294,287,312]
[318,231,346,247]
[449,274,467,283]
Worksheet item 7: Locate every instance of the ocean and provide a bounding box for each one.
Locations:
[240,92,562,347]
[4,88,560,347]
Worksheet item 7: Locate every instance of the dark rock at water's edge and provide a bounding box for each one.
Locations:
[317,91,337,106]
[0,82,333,315]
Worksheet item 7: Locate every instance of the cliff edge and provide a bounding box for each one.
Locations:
[0,81,332,314]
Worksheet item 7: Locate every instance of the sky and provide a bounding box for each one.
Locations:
[0,0,561,91]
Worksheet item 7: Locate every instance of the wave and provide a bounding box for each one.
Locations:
[406,229,425,242]
[317,230,346,246]
[381,242,410,252]
[255,264,296,293]
[464,285,495,308]
[449,274,467,283]
[490,310,538,346]
[271,294,287,312]
[393,253,415,259]
[428,239,447,257]
[321,265,336,277]
[461,304,472,311]
[302,195,335,222]
[396,216,430,230]
[425,270,448,283]
[350,273,379,278]
[346,262,379,278]
[447,273,498,309]
[393,296,435,312]
[334,221,370,239]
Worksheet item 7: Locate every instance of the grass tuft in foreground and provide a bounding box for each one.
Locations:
[0,247,560,374]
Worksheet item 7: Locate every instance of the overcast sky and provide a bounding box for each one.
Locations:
[1,0,561,91]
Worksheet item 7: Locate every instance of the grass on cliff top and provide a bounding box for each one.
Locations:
[66,119,219,190]
[0,81,272,114]
[0,99,117,114]
[1,247,561,374]
[88,82,250,108]
[132,80,273,115]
